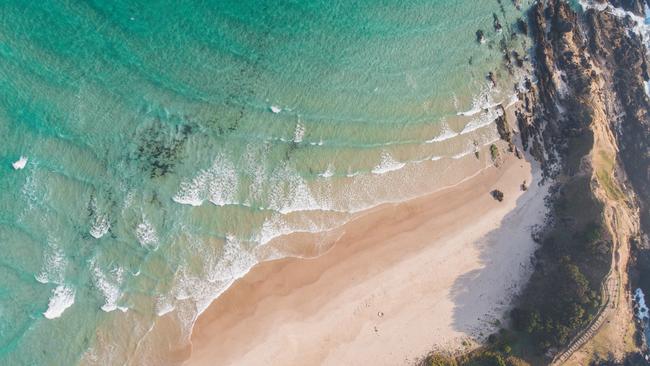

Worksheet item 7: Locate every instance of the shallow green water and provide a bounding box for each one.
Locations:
[0,0,531,364]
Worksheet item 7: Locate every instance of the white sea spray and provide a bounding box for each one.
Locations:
[635,288,649,321]
[426,123,459,143]
[12,156,28,170]
[318,164,335,178]
[173,153,239,207]
[371,151,405,174]
[268,163,321,214]
[43,285,75,319]
[460,105,504,135]
[89,214,110,239]
[136,217,158,250]
[457,82,500,116]
[293,120,306,143]
[35,237,67,285]
[91,260,126,312]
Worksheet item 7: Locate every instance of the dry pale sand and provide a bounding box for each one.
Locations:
[184,154,547,366]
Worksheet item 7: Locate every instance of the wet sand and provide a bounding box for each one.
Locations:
[184,154,547,366]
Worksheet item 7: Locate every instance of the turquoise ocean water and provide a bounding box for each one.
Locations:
[0,1,532,364]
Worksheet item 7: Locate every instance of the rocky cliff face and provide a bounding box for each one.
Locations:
[419,1,650,363]
[584,3,650,234]
[513,0,650,362]
[519,0,648,241]
[516,0,599,177]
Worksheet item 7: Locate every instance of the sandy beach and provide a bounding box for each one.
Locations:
[184,153,547,366]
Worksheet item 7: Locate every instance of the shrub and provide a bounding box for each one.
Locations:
[490,144,500,161]
[427,354,458,366]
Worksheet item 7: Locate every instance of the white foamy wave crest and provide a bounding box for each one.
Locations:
[244,147,267,205]
[207,235,257,284]
[173,154,239,207]
[580,1,650,47]
[154,295,175,316]
[173,172,207,206]
[451,147,476,160]
[12,156,28,170]
[89,214,110,239]
[318,165,335,178]
[253,212,344,246]
[136,218,158,250]
[451,137,494,160]
[35,238,66,285]
[122,190,135,211]
[635,288,649,321]
[256,215,292,246]
[201,155,238,206]
[268,165,321,214]
[460,106,503,135]
[43,285,75,319]
[91,261,127,312]
[371,151,405,175]
[255,214,316,246]
[21,174,40,209]
[172,235,257,314]
[457,83,499,116]
[426,124,459,143]
[293,120,305,143]
[88,195,110,239]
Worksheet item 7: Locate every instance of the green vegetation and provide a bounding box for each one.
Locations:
[595,150,625,201]
[509,175,609,357]
[421,104,611,366]
[419,2,620,364]
[420,170,609,366]
[490,144,500,162]
[425,354,458,366]
[417,329,531,366]
[562,131,593,176]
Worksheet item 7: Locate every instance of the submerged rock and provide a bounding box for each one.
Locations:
[476,29,486,44]
[487,71,497,87]
[493,14,503,33]
[512,51,524,67]
[517,18,528,35]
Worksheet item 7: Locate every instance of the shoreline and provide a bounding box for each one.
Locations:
[182,152,548,366]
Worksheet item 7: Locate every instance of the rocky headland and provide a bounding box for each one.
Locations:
[421,0,650,365]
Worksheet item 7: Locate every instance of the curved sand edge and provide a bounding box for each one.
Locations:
[184,154,547,366]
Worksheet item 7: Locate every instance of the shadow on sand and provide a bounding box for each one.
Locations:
[448,180,546,342]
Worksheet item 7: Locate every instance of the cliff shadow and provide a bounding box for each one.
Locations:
[447,180,546,342]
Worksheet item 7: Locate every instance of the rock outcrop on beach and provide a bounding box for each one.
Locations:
[495,105,513,145]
